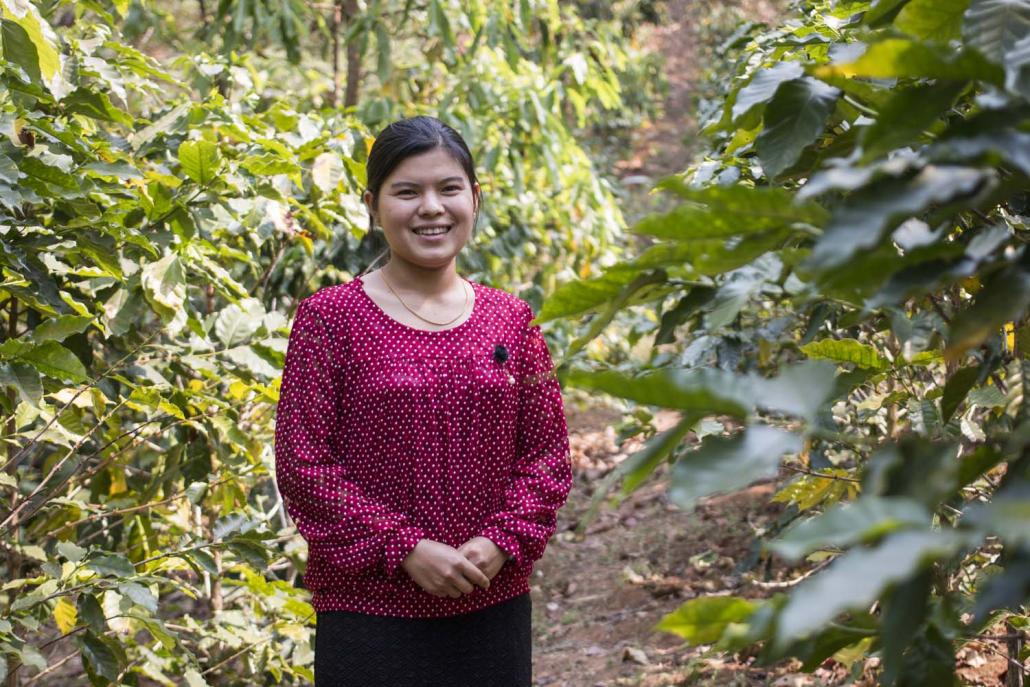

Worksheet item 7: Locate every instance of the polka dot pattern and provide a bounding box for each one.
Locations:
[274,275,573,618]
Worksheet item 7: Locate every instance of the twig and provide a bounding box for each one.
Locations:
[782,464,861,483]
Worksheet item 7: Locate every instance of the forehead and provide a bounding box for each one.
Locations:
[386,147,468,184]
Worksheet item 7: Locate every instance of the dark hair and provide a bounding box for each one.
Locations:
[360,116,481,275]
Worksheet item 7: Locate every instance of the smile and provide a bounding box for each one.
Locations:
[412,225,452,236]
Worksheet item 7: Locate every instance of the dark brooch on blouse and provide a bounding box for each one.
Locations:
[493,344,515,384]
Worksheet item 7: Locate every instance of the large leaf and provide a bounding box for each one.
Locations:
[668,425,802,510]
[214,298,265,347]
[567,361,836,423]
[962,0,1030,64]
[896,0,972,41]
[756,77,841,178]
[769,497,930,561]
[565,366,754,416]
[0,0,61,87]
[815,38,1004,83]
[656,596,757,645]
[947,264,1030,357]
[178,139,222,186]
[806,165,988,270]
[775,530,967,646]
[16,341,88,383]
[801,338,889,370]
[731,61,805,121]
[860,82,965,161]
[633,182,828,240]
[1004,32,1030,96]
[141,253,187,316]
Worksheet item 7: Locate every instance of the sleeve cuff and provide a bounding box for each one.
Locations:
[478,525,523,568]
[383,526,427,579]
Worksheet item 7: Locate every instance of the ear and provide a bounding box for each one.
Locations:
[472,182,481,213]
[363,189,376,222]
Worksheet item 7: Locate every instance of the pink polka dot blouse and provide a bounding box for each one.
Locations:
[273,274,573,618]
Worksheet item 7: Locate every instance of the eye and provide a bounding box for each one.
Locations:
[396,189,417,197]
[444,185,463,193]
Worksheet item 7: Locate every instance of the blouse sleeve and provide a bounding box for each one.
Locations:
[274,297,428,580]
[477,302,573,568]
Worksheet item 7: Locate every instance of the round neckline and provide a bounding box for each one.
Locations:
[354,273,480,335]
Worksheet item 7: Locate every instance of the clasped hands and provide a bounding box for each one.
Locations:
[400,536,510,599]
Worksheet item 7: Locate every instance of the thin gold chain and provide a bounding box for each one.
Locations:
[379,268,470,326]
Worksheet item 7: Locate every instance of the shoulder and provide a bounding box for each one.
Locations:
[472,281,535,328]
[291,281,363,346]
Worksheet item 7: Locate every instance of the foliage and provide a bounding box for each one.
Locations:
[558,0,1030,680]
[0,0,659,684]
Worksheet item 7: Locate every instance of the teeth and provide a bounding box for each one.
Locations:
[414,225,451,236]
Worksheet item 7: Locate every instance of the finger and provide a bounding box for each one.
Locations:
[462,560,490,589]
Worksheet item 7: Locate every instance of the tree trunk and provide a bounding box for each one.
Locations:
[343,0,361,108]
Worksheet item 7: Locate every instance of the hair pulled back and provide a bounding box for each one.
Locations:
[359,116,480,275]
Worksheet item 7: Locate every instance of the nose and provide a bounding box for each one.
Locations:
[419,191,443,216]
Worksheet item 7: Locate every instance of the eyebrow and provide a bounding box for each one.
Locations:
[389,176,466,189]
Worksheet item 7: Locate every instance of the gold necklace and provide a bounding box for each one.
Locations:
[379,269,470,327]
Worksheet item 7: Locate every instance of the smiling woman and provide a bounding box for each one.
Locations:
[274,116,573,687]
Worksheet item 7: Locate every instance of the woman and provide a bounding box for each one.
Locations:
[274,116,573,686]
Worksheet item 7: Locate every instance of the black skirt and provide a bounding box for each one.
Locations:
[314,592,532,687]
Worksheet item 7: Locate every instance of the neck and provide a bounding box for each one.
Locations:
[380,258,462,296]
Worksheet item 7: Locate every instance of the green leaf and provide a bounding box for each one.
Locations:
[816,38,1005,83]
[866,0,915,25]
[17,341,88,383]
[19,156,79,190]
[668,426,802,510]
[620,416,696,495]
[87,554,136,578]
[214,298,265,347]
[941,366,981,422]
[731,61,805,121]
[565,366,753,416]
[634,183,828,240]
[77,593,106,633]
[963,0,1030,64]
[1004,32,1030,96]
[881,571,933,685]
[62,88,133,126]
[79,630,123,681]
[537,264,653,322]
[947,265,1030,357]
[756,77,841,178]
[31,315,93,343]
[0,361,42,405]
[240,153,299,177]
[178,139,222,186]
[0,1,61,86]
[860,82,965,161]
[117,581,157,612]
[311,151,343,194]
[806,165,987,270]
[775,530,967,646]
[141,253,187,315]
[896,0,972,41]
[964,484,1030,545]
[655,596,756,645]
[769,497,930,561]
[801,338,889,370]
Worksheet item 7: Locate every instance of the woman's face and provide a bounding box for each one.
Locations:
[364,146,480,270]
